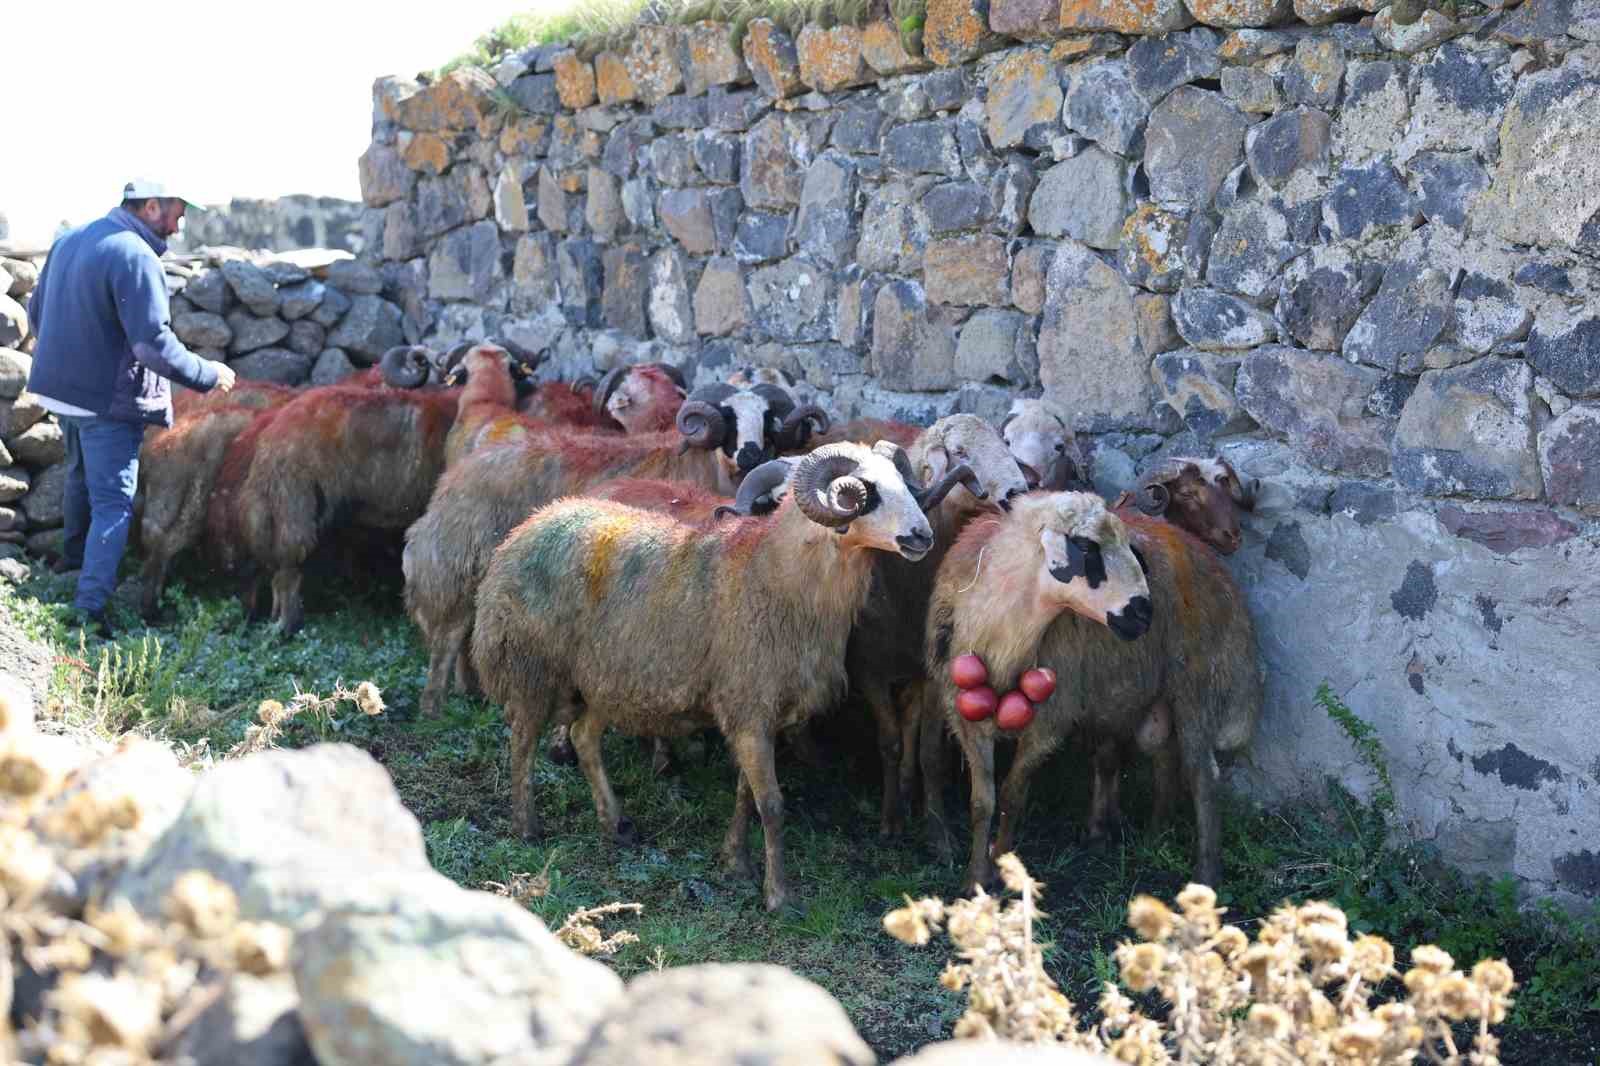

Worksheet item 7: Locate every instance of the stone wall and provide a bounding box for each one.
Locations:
[169,194,368,255]
[368,5,1598,900]
[0,254,64,565]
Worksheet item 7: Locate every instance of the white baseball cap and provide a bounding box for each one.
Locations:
[121,180,204,212]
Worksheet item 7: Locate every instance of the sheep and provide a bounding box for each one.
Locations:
[471,441,937,912]
[1081,456,1261,838]
[223,345,461,633]
[999,398,1087,491]
[921,500,1259,891]
[807,417,922,451]
[439,339,551,469]
[823,415,1032,838]
[139,346,433,619]
[678,381,832,481]
[519,362,686,433]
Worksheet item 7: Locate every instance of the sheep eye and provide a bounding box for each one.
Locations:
[1053,442,1065,452]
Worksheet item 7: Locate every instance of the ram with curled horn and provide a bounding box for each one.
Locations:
[471,441,935,912]
[1115,456,1260,556]
[518,361,685,432]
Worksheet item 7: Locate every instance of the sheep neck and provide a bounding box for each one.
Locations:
[956,526,1068,692]
[735,500,879,633]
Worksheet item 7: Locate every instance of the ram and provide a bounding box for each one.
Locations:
[999,398,1086,491]
[472,442,935,911]
[220,345,461,633]
[402,381,820,716]
[1084,456,1261,839]
[518,362,686,433]
[138,345,431,619]
[828,415,1030,837]
[922,497,1259,891]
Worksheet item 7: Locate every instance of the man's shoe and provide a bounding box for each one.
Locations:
[72,608,114,639]
[50,557,81,575]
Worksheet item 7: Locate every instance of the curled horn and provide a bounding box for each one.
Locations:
[648,362,688,391]
[919,463,986,512]
[675,387,733,450]
[792,445,868,528]
[715,458,796,519]
[570,374,598,394]
[439,340,477,372]
[491,334,542,369]
[379,345,431,389]
[592,367,629,419]
[1133,481,1170,515]
[1219,458,1259,511]
[779,403,831,447]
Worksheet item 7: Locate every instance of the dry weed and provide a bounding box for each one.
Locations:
[884,853,1514,1065]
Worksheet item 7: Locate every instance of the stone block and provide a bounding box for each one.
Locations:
[956,308,1036,385]
[833,103,893,153]
[1206,198,1297,301]
[1060,0,1196,34]
[1144,86,1248,210]
[602,243,650,337]
[742,113,813,209]
[648,249,696,345]
[559,240,605,326]
[924,234,1010,306]
[882,119,962,176]
[797,25,870,92]
[1118,204,1211,293]
[924,181,991,233]
[286,319,327,358]
[587,166,625,241]
[1186,0,1293,27]
[1283,38,1344,108]
[733,211,792,263]
[926,0,996,66]
[1038,240,1152,429]
[1540,403,1600,514]
[1277,245,1382,351]
[1412,152,1490,232]
[1221,66,1279,113]
[326,295,404,360]
[225,311,288,355]
[872,280,957,390]
[230,347,313,386]
[1128,29,1220,103]
[681,20,748,97]
[625,25,685,106]
[747,257,834,343]
[659,189,719,255]
[794,154,859,266]
[1172,286,1277,349]
[427,221,504,305]
[1066,59,1149,156]
[1234,345,1392,474]
[743,19,803,99]
[985,48,1063,150]
[1151,349,1255,437]
[1392,358,1539,499]
[693,130,741,183]
[1028,147,1130,249]
[1011,242,1055,314]
[357,143,414,207]
[552,50,597,109]
[512,233,559,313]
[1343,237,1457,375]
[694,257,748,336]
[1527,307,1600,399]
[595,51,639,105]
[861,20,931,76]
[173,311,232,351]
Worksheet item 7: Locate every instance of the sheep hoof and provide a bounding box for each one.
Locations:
[547,739,578,766]
[614,816,640,847]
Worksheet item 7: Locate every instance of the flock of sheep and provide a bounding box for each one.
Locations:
[136,339,1264,910]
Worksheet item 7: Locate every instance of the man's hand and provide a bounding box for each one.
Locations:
[212,361,237,393]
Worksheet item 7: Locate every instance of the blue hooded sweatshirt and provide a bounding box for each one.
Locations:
[26,207,219,427]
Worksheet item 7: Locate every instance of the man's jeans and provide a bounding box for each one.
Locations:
[58,416,143,615]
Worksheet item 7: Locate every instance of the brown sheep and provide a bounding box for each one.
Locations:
[227,346,461,633]
[471,442,936,911]
[922,504,1259,891]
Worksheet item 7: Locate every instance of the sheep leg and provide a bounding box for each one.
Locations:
[453,627,480,695]
[729,729,790,912]
[920,693,955,865]
[1182,729,1223,888]
[992,729,1057,860]
[139,548,169,620]
[420,619,470,718]
[1150,737,1182,829]
[958,727,998,895]
[649,738,677,777]
[720,772,757,881]
[570,713,637,846]
[1086,736,1124,841]
[860,675,904,838]
[897,680,923,824]
[270,567,305,636]
[507,691,556,840]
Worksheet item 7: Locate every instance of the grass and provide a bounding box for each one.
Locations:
[7,552,1600,1063]
[433,0,926,78]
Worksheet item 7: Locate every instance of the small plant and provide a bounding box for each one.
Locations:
[229,681,385,758]
[1317,682,1396,827]
[884,854,1516,1064]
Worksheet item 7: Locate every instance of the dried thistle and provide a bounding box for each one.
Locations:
[882,854,1515,1066]
[555,901,643,957]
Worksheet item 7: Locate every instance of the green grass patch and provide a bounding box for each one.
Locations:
[10,555,1600,1062]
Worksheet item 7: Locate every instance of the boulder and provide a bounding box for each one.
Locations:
[427,221,505,305]
[8,421,64,468]
[1342,232,1459,375]
[694,258,749,336]
[956,308,1037,386]
[1066,59,1150,156]
[861,19,932,76]
[1186,0,1293,27]
[0,464,28,504]
[681,20,748,97]
[1234,346,1392,475]
[1144,87,1248,211]
[220,261,279,316]
[1526,305,1600,399]
[287,320,327,358]
[1412,151,1490,232]
[743,19,803,99]
[1540,403,1600,515]
[1282,38,1345,109]
[560,241,606,327]
[1028,147,1130,250]
[1277,245,1382,351]
[1128,29,1221,104]
[733,211,793,264]
[747,257,834,343]
[1152,349,1255,438]
[0,347,29,399]
[1011,242,1055,315]
[1118,204,1212,293]
[985,49,1063,150]
[20,463,64,526]
[571,964,871,1066]
[295,875,622,1066]
[883,119,962,176]
[648,249,696,345]
[327,295,404,361]
[309,347,360,386]
[872,280,957,390]
[1172,287,1277,349]
[1487,52,1600,251]
[1336,59,1409,165]
[1246,107,1332,189]
[169,972,315,1066]
[1394,358,1539,500]
[1060,0,1196,34]
[1206,199,1297,301]
[230,348,314,386]
[1222,66,1280,113]
[595,50,639,106]
[794,154,860,266]
[184,270,234,315]
[277,280,326,321]
[553,50,598,110]
[601,244,650,338]
[924,234,1010,306]
[1038,241,1152,429]
[226,311,290,355]
[357,143,414,208]
[624,25,684,106]
[797,24,870,92]
[742,113,814,209]
[924,0,996,66]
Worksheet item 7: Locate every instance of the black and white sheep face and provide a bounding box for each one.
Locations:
[724,389,783,475]
[792,444,934,561]
[1002,399,1083,491]
[836,449,935,561]
[919,414,1029,512]
[1032,493,1152,640]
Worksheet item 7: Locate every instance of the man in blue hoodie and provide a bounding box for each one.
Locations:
[26,180,237,636]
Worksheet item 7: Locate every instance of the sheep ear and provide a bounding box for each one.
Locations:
[923,445,949,485]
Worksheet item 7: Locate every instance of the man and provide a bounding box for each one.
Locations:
[25,180,237,637]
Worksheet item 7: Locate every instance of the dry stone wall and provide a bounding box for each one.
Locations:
[371,4,1589,900]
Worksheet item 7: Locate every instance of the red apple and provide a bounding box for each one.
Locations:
[950,653,988,691]
[1019,667,1057,703]
[996,691,1036,731]
[956,685,998,722]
